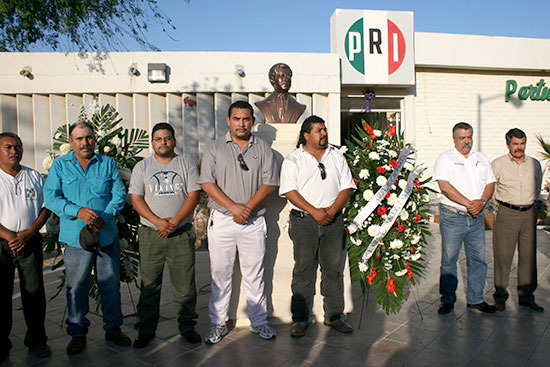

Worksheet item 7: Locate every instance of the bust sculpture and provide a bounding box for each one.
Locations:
[255,63,306,124]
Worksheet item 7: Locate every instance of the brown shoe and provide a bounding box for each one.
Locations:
[66,336,86,355]
[323,318,353,333]
[290,322,308,338]
[105,327,131,346]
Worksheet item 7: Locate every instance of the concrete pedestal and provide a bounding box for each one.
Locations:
[227,123,355,325]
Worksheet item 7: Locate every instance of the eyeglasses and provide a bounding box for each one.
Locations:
[318,163,326,180]
[237,153,249,171]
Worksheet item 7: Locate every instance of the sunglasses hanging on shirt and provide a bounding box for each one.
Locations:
[237,153,249,171]
[318,162,326,180]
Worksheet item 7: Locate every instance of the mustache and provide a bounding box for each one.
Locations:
[461,143,472,149]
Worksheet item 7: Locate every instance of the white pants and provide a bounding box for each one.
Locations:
[207,210,268,327]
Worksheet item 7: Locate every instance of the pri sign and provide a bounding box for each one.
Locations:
[331,9,415,85]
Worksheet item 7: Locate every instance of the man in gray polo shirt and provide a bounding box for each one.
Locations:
[198,101,279,344]
[129,122,201,348]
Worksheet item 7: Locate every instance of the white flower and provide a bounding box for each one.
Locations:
[387,193,398,206]
[411,234,421,245]
[42,156,53,170]
[390,239,404,249]
[407,201,417,211]
[353,156,360,166]
[359,169,369,179]
[373,130,382,137]
[400,210,409,221]
[60,143,72,155]
[391,254,401,260]
[367,225,380,237]
[359,262,369,273]
[54,131,62,139]
[411,253,422,261]
[363,189,374,201]
[369,152,380,160]
[388,150,398,158]
[395,269,407,277]
[103,146,111,153]
[354,203,358,208]
[350,236,362,247]
[379,140,389,146]
[97,130,106,138]
[398,179,407,190]
[422,194,430,202]
[110,136,122,147]
[404,162,414,171]
[376,176,387,186]
[384,262,393,270]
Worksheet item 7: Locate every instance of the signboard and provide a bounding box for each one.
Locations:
[505,79,550,102]
[331,9,415,85]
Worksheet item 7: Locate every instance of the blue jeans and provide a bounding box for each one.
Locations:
[439,206,488,304]
[63,240,123,337]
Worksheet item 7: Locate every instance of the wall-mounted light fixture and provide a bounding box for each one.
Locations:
[147,63,169,83]
[19,66,33,79]
[128,63,140,76]
[235,64,246,78]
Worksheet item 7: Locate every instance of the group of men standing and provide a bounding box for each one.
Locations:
[0,100,355,359]
[434,123,544,315]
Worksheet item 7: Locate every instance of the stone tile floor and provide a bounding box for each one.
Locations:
[3,223,550,366]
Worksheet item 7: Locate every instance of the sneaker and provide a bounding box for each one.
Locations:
[205,324,228,344]
[105,327,131,346]
[29,343,51,358]
[249,323,276,340]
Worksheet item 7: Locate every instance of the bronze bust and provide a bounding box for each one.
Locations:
[255,63,306,124]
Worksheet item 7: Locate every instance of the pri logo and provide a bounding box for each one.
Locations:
[345,17,406,76]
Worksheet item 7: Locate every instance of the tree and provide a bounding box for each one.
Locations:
[0,0,186,52]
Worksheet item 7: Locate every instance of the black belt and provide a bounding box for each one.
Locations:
[290,209,342,218]
[497,200,533,212]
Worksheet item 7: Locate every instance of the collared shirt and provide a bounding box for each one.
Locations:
[197,132,279,217]
[433,148,496,212]
[0,166,44,232]
[129,155,200,230]
[44,152,126,247]
[279,145,356,211]
[492,153,542,205]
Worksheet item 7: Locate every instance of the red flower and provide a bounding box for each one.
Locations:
[411,247,416,253]
[367,267,378,285]
[353,178,358,186]
[386,124,396,137]
[416,188,421,192]
[405,264,414,282]
[396,224,405,233]
[385,191,391,199]
[389,160,398,168]
[365,142,371,148]
[377,206,387,215]
[345,229,350,235]
[376,254,381,260]
[414,179,420,187]
[386,278,396,294]
[370,134,377,140]
[377,166,385,174]
[414,214,421,223]
[364,123,373,134]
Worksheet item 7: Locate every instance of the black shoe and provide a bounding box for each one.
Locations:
[105,327,131,346]
[495,301,506,311]
[182,329,201,344]
[438,302,454,314]
[133,333,155,349]
[467,302,496,313]
[29,343,51,358]
[323,318,353,333]
[290,322,308,338]
[519,300,544,312]
[66,336,86,355]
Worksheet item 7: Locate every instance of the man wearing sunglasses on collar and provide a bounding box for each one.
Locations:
[279,115,356,338]
[198,101,279,344]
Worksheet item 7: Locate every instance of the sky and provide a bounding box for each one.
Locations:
[103,0,550,53]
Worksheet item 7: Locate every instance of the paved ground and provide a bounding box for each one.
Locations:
[3,223,550,367]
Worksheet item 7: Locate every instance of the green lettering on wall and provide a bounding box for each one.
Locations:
[519,86,531,100]
[505,80,517,102]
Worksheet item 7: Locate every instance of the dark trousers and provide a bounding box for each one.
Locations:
[136,226,198,335]
[288,214,345,322]
[0,234,47,348]
[493,205,538,304]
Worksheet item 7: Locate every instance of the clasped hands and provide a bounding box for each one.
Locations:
[77,208,105,232]
[465,199,485,217]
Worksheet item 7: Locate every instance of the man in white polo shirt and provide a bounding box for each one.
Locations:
[0,132,50,359]
[279,115,356,337]
[433,122,496,315]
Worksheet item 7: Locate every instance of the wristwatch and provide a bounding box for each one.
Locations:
[481,198,487,206]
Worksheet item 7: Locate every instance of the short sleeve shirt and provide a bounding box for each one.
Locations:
[433,148,496,211]
[0,166,44,232]
[197,133,279,217]
[129,155,200,229]
[279,145,356,210]
[491,154,542,206]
